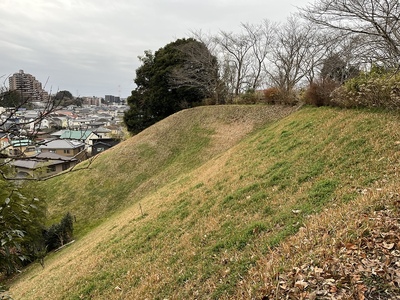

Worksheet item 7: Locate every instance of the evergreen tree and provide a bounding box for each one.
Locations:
[124,38,219,134]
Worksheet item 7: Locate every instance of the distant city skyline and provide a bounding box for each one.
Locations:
[1,0,310,98]
[7,70,122,101]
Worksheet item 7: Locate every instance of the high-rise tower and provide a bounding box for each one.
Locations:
[8,70,49,101]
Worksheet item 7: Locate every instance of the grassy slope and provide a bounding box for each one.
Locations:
[39,105,296,236]
[8,105,400,299]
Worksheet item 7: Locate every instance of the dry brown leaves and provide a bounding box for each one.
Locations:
[260,198,400,300]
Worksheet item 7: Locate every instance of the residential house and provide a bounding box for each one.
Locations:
[8,138,36,157]
[28,117,51,131]
[86,127,120,156]
[87,121,106,129]
[69,118,94,129]
[11,152,78,179]
[52,129,121,156]
[99,118,113,126]
[105,124,124,139]
[49,130,64,139]
[59,129,95,142]
[92,127,112,138]
[38,139,86,161]
[58,130,102,153]
[91,138,120,156]
[50,116,69,128]
[53,110,77,119]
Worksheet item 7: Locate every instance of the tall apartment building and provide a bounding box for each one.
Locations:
[105,95,121,104]
[9,70,49,102]
[82,96,101,106]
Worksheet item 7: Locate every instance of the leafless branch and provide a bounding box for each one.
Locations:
[300,0,400,68]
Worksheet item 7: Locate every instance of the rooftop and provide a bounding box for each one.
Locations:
[38,139,85,150]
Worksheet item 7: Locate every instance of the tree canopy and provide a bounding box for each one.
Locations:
[0,90,23,108]
[54,90,73,101]
[54,90,80,107]
[124,38,220,134]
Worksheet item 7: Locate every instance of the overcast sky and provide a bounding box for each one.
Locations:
[0,0,310,98]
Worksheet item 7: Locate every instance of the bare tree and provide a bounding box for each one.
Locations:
[298,23,343,85]
[168,39,226,104]
[190,29,220,59]
[215,30,255,96]
[301,0,400,68]
[266,17,315,100]
[242,20,276,90]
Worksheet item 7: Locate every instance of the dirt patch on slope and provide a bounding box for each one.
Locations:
[199,104,300,156]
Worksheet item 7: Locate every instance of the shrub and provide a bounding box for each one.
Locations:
[263,87,281,104]
[303,80,340,107]
[263,87,299,105]
[43,212,74,251]
[331,68,400,109]
[279,89,299,106]
[235,89,259,104]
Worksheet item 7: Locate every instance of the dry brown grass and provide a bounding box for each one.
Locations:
[232,184,400,299]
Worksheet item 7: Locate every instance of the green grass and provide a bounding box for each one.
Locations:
[39,113,215,235]
[7,105,400,300]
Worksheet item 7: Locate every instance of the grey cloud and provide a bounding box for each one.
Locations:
[1,0,309,97]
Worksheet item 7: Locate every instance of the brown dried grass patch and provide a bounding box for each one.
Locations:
[236,185,400,299]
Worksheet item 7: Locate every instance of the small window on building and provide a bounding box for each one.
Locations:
[62,163,69,171]
[64,149,70,154]
[47,165,56,173]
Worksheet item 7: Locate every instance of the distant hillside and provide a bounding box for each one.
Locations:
[8,105,400,299]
